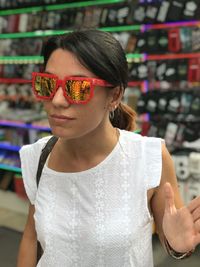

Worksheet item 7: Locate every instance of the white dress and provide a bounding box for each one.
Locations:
[20,129,163,267]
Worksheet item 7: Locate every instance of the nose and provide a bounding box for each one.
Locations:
[51,86,70,107]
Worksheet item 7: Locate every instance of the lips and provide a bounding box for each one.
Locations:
[50,114,75,120]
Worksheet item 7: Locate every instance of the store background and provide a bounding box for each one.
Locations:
[0,0,199,266]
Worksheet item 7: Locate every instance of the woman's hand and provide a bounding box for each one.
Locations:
[162,182,200,253]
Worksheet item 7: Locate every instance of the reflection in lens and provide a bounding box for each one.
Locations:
[65,80,90,102]
[35,76,56,97]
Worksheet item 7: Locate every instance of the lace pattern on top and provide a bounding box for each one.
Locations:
[20,130,163,267]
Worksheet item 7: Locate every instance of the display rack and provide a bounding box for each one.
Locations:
[0,0,199,202]
[0,0,125,15]
[0,120,50,131]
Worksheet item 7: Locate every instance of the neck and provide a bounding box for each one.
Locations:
[58,123,119,162]
[48,122,120,173]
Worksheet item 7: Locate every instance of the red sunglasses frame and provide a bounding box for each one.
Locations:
[32,72,113,104]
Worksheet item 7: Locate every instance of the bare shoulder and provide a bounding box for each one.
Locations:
[147,142,170,202]
[160,142,178,186]
[149,142,184,207]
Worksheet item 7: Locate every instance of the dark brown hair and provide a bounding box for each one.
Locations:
[42,29,137,131]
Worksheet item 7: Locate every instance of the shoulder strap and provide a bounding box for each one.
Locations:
[36,135,58,262]
[36,136,58,187]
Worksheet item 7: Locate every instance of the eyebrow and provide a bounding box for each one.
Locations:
[44,71,90,78]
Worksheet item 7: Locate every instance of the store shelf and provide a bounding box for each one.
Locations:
[0,30,71,39]
[100,20,200,32]
[127,52,200,62]
[1,19,200,40]
[0,163,21,173]
[0,78,31,84]
[126,53,146,62]
[128,81,144,87]
[0,6,43,16]
[0,25,142,39]
[0,56,43,64]
[0,120,51,132]
[147,53,200,61]
[46,0,124,11]
[145,20,200,30]
[100,25,142,32]
[0,0,124,16]
[0,54,144,64]
[147,81,200,90]
[0,143,21,152]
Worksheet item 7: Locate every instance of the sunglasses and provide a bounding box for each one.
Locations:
[32,72,113,104]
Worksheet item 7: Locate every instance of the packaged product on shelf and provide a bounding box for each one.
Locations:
[192,28,200,51]
[186,179,200,204]
[189,152,200,180]
[168,28,182,53]
[7,14,20,33]
[125,33,137,53]
[180,27,193,52]
[0,16,7,33]
[0,171,13,190]
[173,154,190,181]
[133,4,146,23]
[14,173,27,199]
[145,4,160,23]
[112,32,130,51]
[188,58,200,82]
[167,0,184,22]
[177,180,188,204]
[18,14,29,32]
[157,1,170,22]
[182,0,199,20]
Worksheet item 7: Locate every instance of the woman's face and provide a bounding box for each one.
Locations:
[43,48,113,139]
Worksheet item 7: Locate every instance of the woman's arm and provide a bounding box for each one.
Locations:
[150,143,200,255]
[17,204,37,267]
[150,143,184,240]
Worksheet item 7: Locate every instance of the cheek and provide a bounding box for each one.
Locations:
[79,99,109,127]
[89,93,109,116]
[43,102,51,113]
[92,88,111,109]
[82,106,106,121]
[75,107,107,137]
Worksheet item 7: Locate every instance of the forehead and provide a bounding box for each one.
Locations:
[45,49,96,79]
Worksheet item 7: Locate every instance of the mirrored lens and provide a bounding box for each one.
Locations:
[34,76,57,97]
[65,80,91,102]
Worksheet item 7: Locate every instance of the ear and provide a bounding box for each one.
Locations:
[108,86,123,108]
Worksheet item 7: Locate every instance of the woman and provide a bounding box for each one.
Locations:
[17,29,200,267]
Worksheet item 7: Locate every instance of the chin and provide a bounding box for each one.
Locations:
[50,126,78,139]
[50,121,101,140]
[50,126,67,137]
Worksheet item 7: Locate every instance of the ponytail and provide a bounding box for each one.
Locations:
[110,102,137,131]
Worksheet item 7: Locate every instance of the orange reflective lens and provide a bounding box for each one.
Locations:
[34,75,57,97]
[32,72,113,104]
[65,80,90,102]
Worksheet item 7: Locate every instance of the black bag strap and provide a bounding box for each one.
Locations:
[36,135,58,263]
[36,135,58,187]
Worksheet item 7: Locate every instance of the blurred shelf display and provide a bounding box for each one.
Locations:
[0,0,199,208]
[0,0,125,15]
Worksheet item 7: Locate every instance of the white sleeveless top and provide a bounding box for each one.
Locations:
[20,129,163,267]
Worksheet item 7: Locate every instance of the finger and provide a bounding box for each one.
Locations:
[188,196,200,213]
[164,182,176,213]
[194,219,200,232]
[194,232,200,247]
[192,206,200,222]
